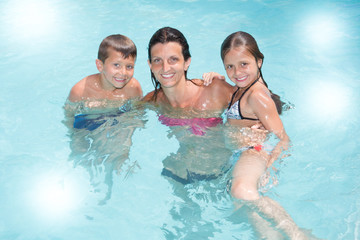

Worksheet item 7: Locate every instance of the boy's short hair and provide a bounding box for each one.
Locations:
[98,34,137,62]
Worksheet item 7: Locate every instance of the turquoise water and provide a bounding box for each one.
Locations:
[1,0,360,239]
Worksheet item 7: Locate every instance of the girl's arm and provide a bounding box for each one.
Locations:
[202,72,225,86]
[249,90,290,167]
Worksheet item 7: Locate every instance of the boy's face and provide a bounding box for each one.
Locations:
[96,48,135,90]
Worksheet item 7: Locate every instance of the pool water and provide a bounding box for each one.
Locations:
[1,0,360,239]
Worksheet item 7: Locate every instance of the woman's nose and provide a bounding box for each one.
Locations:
[163,61,171,72]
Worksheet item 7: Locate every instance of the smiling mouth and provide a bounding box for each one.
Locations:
[161,73,175,79]
[114,77,127,82]
[235,76,247,82]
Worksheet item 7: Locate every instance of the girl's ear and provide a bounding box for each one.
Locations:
[257,58,263,69]
[96,59,104,72]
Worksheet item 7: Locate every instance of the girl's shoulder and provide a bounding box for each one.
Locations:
[247,83,275,110]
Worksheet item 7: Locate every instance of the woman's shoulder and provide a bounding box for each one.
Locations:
[142,89,166,102]
[206,78,236,100]
[142,91,156,102]
[194,78,235,109]
[125,77,143,97]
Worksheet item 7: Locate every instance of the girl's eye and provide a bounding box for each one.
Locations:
[114,63,120,67]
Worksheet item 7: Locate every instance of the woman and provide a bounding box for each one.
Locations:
[143,26,235,183]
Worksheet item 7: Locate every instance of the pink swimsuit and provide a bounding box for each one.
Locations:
[158,115,223,136]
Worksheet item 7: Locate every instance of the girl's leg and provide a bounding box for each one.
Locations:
[231,149,267,200]
[231,150,312,239]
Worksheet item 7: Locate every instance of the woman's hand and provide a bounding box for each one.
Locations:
[202,72,225,86]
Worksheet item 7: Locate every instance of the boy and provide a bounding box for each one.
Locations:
[68,34,142,103]
[66,34,142,130]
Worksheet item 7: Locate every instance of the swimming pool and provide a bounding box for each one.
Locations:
[1,0,359,239]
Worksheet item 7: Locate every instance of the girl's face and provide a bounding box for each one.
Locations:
[96,48,135,90]
[148,42,191,89]
[223,47,262,88]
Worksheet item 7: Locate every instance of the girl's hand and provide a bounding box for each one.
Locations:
[267,134,290,168]
[202,72,225,86]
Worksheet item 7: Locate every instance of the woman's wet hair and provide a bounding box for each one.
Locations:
[148,27,191,101]
[98,34,137,63]
[221,31,284,114]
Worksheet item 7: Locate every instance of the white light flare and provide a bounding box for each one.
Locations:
[29,174,83,220]
[306,80,351,123]
[3,0,58,40]
[303,14,343,49]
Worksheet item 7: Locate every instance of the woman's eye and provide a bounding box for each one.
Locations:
[169,57,178,64]
[153,58,161,64]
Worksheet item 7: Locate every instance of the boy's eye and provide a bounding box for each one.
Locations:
[226,65,233,70]
[114,63,120,67]
[126,65,134,70]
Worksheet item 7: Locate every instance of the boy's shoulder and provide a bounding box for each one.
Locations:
[68,74,99,102]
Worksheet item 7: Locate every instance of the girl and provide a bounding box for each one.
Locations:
[205,32,314,239]
[205,31,289,200]
[222,31,289,200]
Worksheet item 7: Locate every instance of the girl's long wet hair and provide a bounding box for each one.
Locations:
[147,27,191,101]
[221,31,284,114]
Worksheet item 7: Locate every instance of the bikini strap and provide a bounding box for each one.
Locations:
[238,79,259,120]
[227,87,240,110]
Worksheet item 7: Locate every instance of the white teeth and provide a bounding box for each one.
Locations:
[161,74,174,78]
[236,76,247,81]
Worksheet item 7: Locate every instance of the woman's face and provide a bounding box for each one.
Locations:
[148,42,191,89]
[223,47,262,88]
